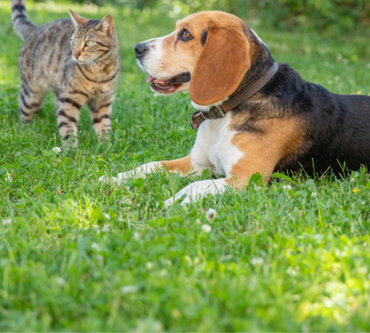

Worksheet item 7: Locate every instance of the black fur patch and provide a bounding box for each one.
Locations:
[59,97,82,110]
[58,121,69,129]
[12,4,25,12]
[93,114,111,124]
[13,14,27,22]
[19,108,29,116]
[57,110,77,123]
[234,60,370,176]
[99,102,112,111]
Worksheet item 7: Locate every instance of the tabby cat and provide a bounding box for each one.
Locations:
[11,0,121,147]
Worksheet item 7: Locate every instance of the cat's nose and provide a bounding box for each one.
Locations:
[134,43,147,59]
[73,51,81,59]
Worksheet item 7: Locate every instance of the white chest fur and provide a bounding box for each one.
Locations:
[191,113,243,176]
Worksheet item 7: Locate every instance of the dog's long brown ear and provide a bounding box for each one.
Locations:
[190,25,250,106]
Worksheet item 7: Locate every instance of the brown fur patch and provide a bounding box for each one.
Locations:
[226,116,305,188]
[162,155,193,176]
[190,22,250,105]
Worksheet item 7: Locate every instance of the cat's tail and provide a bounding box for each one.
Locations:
[11,0,37,40]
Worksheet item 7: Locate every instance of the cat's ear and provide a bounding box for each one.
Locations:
[96,14,115,36]
[69,10,88,27]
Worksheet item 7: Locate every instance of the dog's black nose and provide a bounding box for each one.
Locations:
[135,43,147,58]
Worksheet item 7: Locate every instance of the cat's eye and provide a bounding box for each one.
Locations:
[70,39,77,46]
[85,40,94,47]
[179,29,193,41]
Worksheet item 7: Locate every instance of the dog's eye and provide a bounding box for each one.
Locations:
[179,29,193,41]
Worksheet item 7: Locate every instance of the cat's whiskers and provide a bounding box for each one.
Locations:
[89,58,104,73]
[85,59,96,72]
[94,54,111,66]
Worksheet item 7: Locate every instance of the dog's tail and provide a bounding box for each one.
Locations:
[11,0,37,40]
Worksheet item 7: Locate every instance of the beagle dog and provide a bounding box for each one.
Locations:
[101,11,370,206]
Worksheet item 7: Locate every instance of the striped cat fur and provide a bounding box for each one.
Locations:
[11,0,120,147]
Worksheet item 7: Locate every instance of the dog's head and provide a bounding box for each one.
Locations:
[135,11,270,107]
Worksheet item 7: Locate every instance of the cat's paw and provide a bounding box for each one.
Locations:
[62,137,77,150]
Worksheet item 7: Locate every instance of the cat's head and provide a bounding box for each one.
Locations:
[69,10,117,64]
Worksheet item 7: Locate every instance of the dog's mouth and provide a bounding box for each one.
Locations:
[146,72,191,94]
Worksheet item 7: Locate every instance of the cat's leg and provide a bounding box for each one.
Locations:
[56,92,88,148]
[18,84,45,122]
[88,98,113,140]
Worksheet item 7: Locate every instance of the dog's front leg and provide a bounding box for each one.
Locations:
[99,154,207,183]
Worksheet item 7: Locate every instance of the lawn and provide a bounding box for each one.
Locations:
[1,1,370,331]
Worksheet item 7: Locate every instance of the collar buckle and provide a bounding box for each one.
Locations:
[208,105,225,119]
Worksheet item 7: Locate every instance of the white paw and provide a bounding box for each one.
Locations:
[99,175,119,183]
[164,179,227,207]
[164,197,174,207]
[99,162,162,184]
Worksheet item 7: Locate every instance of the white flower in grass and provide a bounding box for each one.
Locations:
[201,224,212,233]
[283,185,292,191]
[91,242,100,251]
[311,192,317,198]
[133,232,140,240]
[286,266,298,276]
[165,260,172,266]
[6,173,12,182]
[251,257,264,266]
[102,223,110,232]
[103,213,110,220]
[195,219,201,225]
[55,277,66,286]
[325,300,333,308]
[52,147,61,154]
[206,208,216,221]
[159,269,167,277]
[121,285,137,294]
[146,261,154,270]
[2,218,11,226]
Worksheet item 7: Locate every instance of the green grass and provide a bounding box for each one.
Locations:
[1,1,370,331]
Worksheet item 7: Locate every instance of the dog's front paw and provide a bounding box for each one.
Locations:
[164,197,174,207]
[99,170,136,184]
[99,175,118,183]
[164,195,191,207]
[164,179,228,208]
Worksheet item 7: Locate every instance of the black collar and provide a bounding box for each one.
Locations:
[190,62,279,130]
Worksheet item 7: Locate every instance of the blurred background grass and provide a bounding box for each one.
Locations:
[34,0,370,34]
